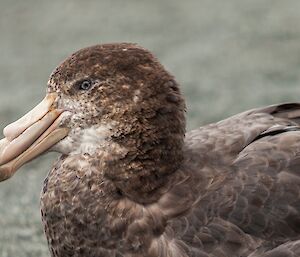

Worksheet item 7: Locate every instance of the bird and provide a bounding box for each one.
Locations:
[0,43,300,257]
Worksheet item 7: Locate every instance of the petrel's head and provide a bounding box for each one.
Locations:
[0,43,186,195]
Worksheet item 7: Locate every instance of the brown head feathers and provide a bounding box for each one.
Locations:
[49,43,186,203]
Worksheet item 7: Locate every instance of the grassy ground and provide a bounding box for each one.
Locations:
[1,0,300,256]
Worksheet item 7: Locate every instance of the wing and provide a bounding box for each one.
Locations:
[231,127,300,239]
[152,103,300,257]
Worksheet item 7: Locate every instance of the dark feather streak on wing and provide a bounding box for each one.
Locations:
[244,102,300,148]
[250,126,300,144]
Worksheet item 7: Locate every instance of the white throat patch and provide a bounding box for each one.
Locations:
[53,123,114,156]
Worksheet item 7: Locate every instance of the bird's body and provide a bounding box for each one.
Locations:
[41,104,300,257]
[1,43,300,257]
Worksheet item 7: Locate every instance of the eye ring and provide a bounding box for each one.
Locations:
[79,80,92,90]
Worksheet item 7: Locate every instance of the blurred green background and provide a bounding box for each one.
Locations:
[1,0,300,256]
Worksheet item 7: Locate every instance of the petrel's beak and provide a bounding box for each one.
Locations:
[0,93,69,182]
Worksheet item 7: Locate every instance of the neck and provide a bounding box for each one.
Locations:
[103,110,186,204]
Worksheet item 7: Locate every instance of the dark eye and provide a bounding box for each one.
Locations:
[78,80,92,90]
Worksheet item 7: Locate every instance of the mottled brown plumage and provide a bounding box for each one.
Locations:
[2,43,300,257]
